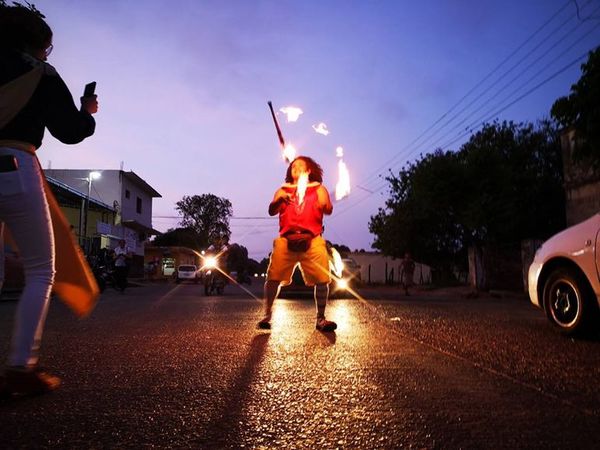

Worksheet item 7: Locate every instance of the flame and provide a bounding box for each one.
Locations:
[283,143,296,163]
[335,159,351,201]
[279,106,303,122]
[336,146,344,158]
[312,122,330,136]
[330,247,344,278]
[296,172,309,205]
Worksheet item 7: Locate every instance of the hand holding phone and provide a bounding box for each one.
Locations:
[81,81,98,114]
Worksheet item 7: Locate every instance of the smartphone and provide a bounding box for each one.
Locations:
[83,81,96,97]
[0,155,18,173]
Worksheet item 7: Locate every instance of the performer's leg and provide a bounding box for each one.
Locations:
[262,280,280,321]
[314,282,329,319]
[259,238,296,329]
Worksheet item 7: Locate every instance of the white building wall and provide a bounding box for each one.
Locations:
[119,173,153,228]
[348,252,432,285]
[45,169,155,229]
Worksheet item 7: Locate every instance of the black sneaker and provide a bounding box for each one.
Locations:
[3,367,61,396]
[316,318,337,332]
[257,318,271,330]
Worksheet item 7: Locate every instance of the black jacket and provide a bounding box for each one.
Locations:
[0,49,95,148]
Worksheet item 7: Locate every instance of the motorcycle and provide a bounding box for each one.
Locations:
[91,263,115,293]
[88,254,121,293]
[203,269,226,296]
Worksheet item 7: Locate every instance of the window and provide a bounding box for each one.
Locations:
[125,189,130,199]
[136,197,142,214]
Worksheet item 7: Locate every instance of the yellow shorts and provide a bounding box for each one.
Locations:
[267,235,331,286]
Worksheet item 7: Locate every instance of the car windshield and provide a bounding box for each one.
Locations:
[178,265,196,272]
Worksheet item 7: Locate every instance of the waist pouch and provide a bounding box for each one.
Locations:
[285,232,314,252]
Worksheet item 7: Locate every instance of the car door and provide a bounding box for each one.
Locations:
[595,219,600,282]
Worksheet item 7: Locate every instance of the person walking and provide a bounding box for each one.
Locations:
[400,252,416,296]
[258,156,337,332]
[0,2,99,395]
[113,240,131,292]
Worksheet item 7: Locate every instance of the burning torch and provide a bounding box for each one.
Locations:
[268,101,296,163]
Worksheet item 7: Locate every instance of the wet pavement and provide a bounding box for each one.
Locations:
[0,282,599,448]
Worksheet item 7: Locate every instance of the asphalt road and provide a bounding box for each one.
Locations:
[0,282,599,449]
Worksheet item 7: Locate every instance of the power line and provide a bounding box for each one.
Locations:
[355,0,576,189]
[334,6,599,218]
[333,45,595,219]
[383,4,599,172]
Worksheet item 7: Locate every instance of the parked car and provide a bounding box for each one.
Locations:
[175,264,200,284]
[342,258,362,287]
[528,213,600,335]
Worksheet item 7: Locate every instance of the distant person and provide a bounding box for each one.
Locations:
[113,240,131,292]
[258,156,337,332]
[400,252,416,295]
[0,2,98,395]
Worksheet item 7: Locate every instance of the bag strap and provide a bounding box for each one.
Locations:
[0,66,43,129]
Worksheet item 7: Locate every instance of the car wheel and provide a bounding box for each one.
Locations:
[542,267,594,335]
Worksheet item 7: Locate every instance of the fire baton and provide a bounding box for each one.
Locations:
[267,101,286,148]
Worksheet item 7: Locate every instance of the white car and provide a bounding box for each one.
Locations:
[175,265,199,284]
[528,213,600,334]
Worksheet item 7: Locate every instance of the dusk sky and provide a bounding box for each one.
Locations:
[35,0,600,260]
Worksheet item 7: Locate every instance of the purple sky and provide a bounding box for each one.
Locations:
[35,0,600,260]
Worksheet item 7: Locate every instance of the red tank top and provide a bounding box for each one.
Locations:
[279,184,323,236]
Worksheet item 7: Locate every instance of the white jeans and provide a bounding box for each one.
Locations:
[0,146,55,367]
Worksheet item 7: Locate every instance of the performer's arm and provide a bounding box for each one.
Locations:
[317,185,333,215]
[268,188,292,216]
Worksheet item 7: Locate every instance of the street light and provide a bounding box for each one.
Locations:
[81,171,101,250]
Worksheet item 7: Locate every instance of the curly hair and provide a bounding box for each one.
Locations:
[0,1,52,52]
[285,156,324,183]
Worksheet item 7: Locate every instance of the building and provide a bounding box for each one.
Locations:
[46,175,116,245]
[144,246,201,280]
[1,176,116,291]
[45,169,162,276]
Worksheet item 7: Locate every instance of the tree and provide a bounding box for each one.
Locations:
[369,149,467,276]
[226,243,249,276]
[458,121,565,243]
[551,48,600,168]
[176,194,233,248]
[151,227,204,250]
[369,121,565,276]
[328,242,351,257]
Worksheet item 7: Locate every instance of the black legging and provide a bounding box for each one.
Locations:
[114,266,128,291]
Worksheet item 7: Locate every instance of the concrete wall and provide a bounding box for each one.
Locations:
[560,129,600,226]
[348,252,432,285]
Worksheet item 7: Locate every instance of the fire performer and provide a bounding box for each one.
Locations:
[258,156,337,332]
[0,3,99,395]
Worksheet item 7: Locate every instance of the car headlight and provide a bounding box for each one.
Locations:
[336,279,349,290]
